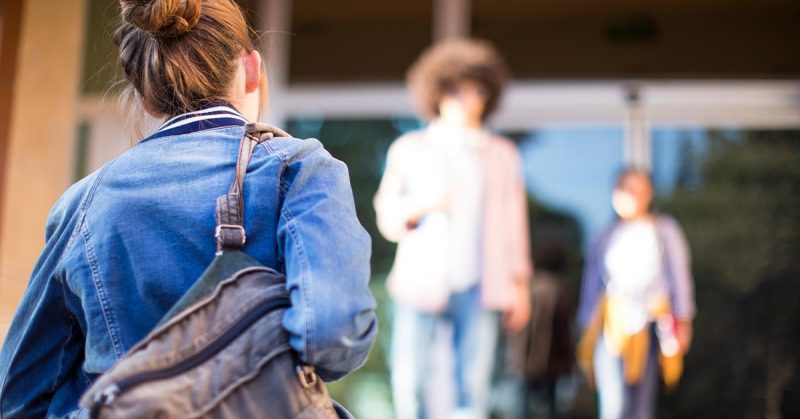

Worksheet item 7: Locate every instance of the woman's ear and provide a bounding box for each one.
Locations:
[243,50,262,94]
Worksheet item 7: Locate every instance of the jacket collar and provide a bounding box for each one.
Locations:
[141,102,249,143]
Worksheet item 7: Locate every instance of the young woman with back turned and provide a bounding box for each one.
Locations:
[0,1,377,417]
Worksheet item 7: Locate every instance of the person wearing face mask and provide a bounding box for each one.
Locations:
[374,39,532,419]
[576,168,696,419]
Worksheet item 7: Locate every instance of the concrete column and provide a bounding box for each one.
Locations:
[0,0,87,338]
[624,86,652,170]
[257,0,292,128]
[433,0,470,41]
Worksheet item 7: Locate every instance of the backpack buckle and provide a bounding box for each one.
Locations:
[215,224,246,248]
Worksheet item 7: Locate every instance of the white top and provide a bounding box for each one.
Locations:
[427,122,485,292]
[604,219,668,333]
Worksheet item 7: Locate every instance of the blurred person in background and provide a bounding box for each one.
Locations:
[499,244,576,419]
[373,39,533,419]
[576,168,696,419]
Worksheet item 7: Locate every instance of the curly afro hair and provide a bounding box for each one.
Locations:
[407,38,509,121]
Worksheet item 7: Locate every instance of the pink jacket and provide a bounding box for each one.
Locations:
[374,128,533,312]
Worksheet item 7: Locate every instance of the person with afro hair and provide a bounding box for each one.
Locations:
[374,39,533,419]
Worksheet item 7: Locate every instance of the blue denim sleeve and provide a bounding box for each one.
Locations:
[0,189,88,418]
[272,138,378,381]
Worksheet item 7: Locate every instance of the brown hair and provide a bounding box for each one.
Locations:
[615,166,655,212]
[406,38,509,121]
[615,167,653,189]
[115,0,257,118]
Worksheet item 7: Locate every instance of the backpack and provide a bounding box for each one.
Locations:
[80,123,339,418]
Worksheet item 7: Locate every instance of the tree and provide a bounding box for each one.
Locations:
[656,130,800,419]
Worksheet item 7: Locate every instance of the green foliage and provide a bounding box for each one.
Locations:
[656,130,800,419]
[663,131,800,292]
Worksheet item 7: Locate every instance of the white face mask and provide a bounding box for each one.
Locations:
[612,190,639,220]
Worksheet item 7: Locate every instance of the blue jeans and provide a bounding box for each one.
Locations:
[593,331,659,419]
[391,286,500,419]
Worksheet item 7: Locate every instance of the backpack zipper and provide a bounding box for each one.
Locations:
[91,295,291,411]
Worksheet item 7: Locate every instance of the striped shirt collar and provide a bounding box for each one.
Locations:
[142,102,249,143]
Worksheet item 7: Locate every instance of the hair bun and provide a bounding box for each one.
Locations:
[120,0,201,38]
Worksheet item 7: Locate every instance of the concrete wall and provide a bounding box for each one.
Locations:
[0,0,86,339]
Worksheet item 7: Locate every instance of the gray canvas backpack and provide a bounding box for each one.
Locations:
[80,123,339,419]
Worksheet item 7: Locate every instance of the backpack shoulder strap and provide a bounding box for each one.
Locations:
[215,122,290,252]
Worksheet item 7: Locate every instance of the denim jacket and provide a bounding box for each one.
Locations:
[0,105,378,418]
